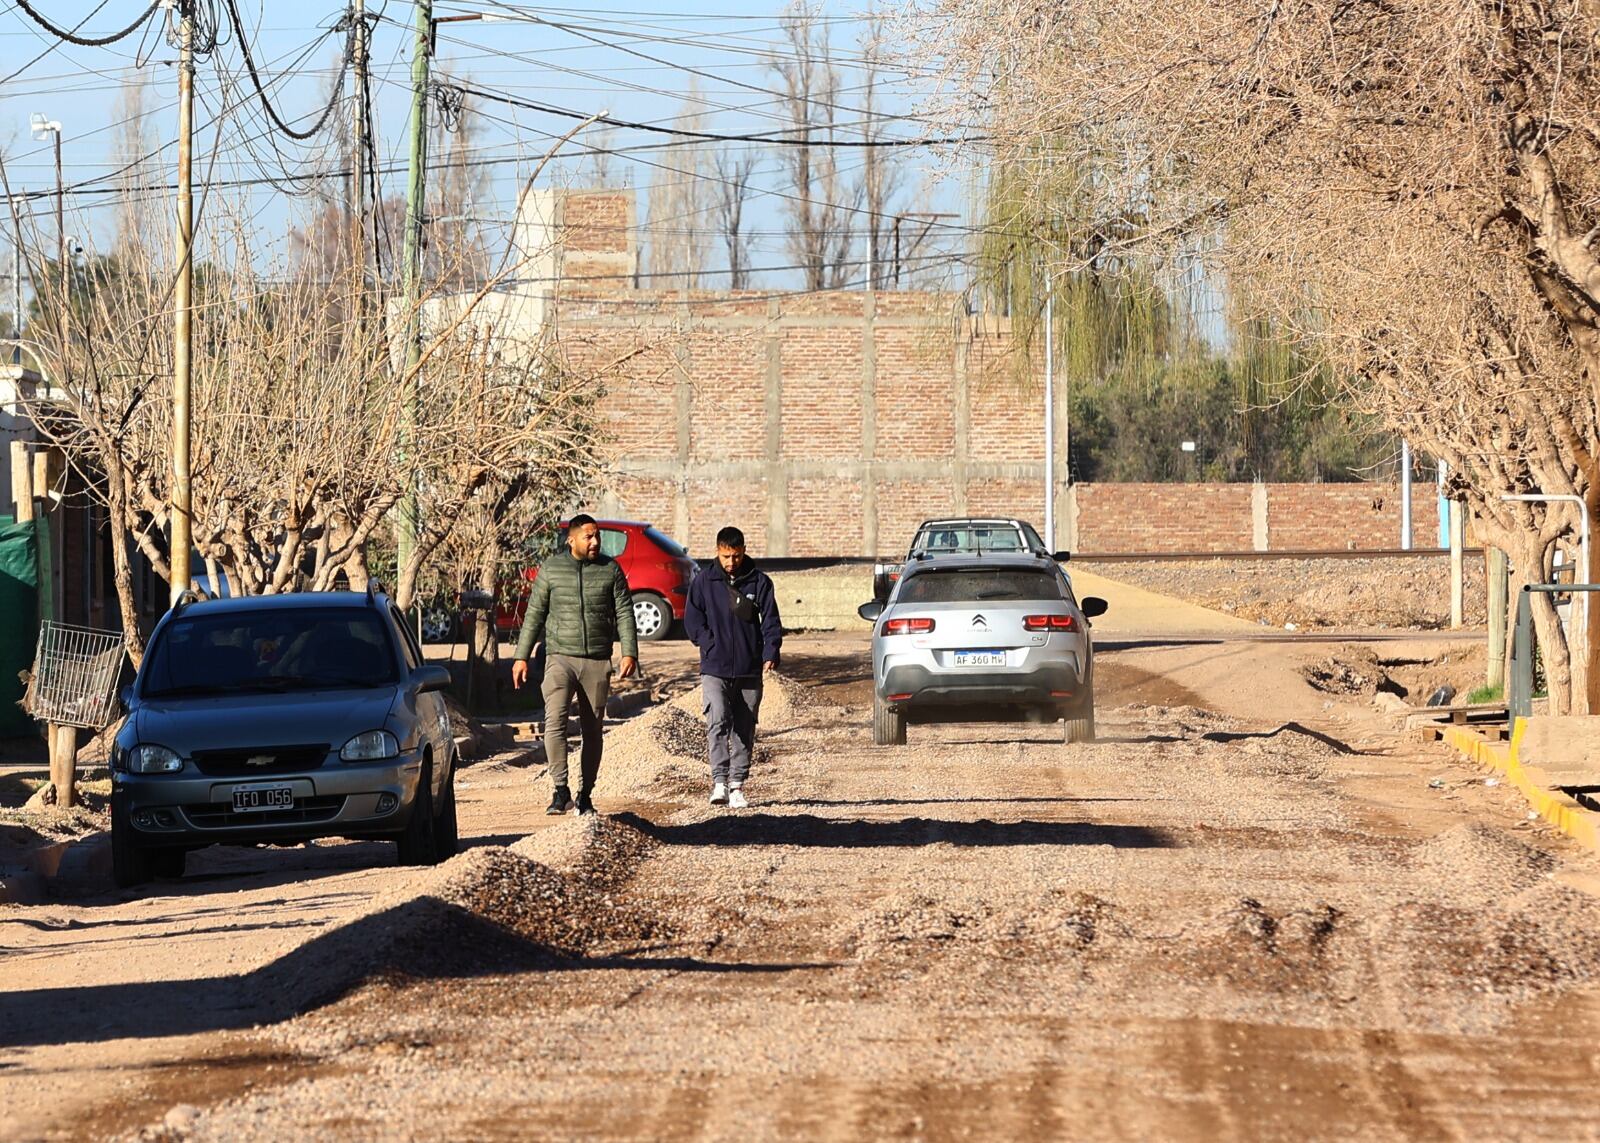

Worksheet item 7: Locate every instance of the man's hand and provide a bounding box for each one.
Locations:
[619,655,638,680]
[511,659,528,689]
[763,660,776,674]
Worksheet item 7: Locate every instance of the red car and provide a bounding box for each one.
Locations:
[496,519,697,642]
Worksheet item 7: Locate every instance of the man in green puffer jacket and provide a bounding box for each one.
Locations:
[511,514,638,816]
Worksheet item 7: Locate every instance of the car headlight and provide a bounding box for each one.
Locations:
[127,744,182,774]
[340,730,399,762]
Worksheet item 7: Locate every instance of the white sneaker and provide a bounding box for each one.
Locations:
[727,787,748,810]
[710,782,728,805]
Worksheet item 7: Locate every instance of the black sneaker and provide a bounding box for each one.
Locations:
[574,791,597,816]
[546,786,573,815]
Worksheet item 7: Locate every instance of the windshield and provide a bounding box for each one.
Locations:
[910,525,1028,556]
[142,608,400,698]
[897,568,1063,603]
[644,526,688,557]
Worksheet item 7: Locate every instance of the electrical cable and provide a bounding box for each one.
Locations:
[448,80,979,148]
[10,0,159,47]
[219,0,354,140]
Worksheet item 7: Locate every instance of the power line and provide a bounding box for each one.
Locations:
[10,0,160,47]
[450,80,978,148]
[220,0,354,141]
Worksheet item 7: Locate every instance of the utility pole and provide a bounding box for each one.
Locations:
[396,0,432,587]
[1043,271,1055,549]
[170,1,195,607]
[349,0,368,296]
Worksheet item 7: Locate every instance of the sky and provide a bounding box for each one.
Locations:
[0,0,978,297]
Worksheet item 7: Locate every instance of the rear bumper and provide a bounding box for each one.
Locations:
[112,751,425,847]
[879,657,1086,710]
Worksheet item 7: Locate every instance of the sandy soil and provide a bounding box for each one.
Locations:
[1082,556,1490,631]
[4,630,1599,1142]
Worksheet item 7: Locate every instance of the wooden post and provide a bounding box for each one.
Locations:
[50,724,77,808]
[1449,500,1465,628]
[10,440,33,523]
[1487,547,1508,691]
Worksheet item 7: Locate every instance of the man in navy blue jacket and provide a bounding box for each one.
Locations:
[683,526,783,809]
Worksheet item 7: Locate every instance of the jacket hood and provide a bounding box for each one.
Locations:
[131,687,399,753]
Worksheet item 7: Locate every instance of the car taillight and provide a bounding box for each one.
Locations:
[1024,614,1077,631]
[884,616,935,635]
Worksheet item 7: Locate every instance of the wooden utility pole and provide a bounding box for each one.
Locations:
[169,1,195,607]
[349,0,368,295]
[397,0,432,585]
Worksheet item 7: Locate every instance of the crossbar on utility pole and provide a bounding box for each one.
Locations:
[396,0,432,590]
[170,2,195,607]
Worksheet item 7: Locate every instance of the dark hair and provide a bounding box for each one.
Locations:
[568,512,597,530]
[716,526,746,550]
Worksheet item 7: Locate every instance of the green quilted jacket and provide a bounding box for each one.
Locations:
[514,551,638,661]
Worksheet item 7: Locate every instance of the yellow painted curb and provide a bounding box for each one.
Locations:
[1440,719,1600,851]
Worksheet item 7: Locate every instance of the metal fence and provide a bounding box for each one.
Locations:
[25,621,127,730]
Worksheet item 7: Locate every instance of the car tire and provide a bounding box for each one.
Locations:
[421,603,459,644]
[634,592,673,642]
[110,797,153,889]
[1063,671,1096,743]
[873,692,906,746]
[435,754,459,859]
[397,758,439,866]
[150,847,187,879]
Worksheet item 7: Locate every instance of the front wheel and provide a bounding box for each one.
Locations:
[110,797,153,889]
[397,759,440,866]
[634,593,674,642]
[435,755,459,859]
[873,692,906,746]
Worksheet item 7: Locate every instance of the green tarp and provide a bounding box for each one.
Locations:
[0,516,40,737]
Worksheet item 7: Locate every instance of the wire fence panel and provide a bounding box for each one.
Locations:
[25,621,127,730]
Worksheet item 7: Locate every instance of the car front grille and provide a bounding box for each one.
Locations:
[191,744,331,777]
[183,795,346,829]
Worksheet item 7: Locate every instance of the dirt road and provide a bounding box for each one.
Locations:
[5,632,1600,1142]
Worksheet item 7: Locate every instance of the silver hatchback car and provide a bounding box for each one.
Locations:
[858,553,1108,745]
[110,587,459,888]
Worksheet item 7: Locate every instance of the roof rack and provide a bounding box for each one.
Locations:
[366,579,388,605]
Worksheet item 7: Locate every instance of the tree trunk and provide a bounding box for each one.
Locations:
[465,543,500,713]
[105,465,147,668]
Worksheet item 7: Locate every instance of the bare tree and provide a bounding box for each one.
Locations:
[713,146,760,289]
[644,85,714,287]
[858,8,902,290]
[916,0,1600,711]
[771,1,860,290]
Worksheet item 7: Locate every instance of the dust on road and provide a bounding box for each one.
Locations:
[5,634,1600,1143]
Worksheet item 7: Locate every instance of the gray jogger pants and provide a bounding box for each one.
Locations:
[541,653,611,793]
[702,674,762,787]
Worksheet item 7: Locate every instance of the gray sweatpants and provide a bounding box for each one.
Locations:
[702,674,763,787]
[541,653,611,793]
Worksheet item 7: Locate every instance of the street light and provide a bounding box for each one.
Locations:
[29,114,63,277]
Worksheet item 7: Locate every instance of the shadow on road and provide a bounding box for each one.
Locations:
[610,811,1173,850]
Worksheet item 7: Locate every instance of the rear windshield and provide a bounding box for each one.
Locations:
[142,608,399,698]
[897,568,1062,603]
[911,526,1028,556]
[644,526,687,557]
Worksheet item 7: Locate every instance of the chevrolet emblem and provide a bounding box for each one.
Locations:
[245,754,276,767]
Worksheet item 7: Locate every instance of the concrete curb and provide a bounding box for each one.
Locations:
[1441,720,1600,851]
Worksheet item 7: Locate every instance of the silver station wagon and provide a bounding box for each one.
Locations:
[858,553,1107,745]
[109,586,459,888]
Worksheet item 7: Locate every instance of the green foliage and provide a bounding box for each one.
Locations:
[1466,684,1504,704]
[978,158,1386,483]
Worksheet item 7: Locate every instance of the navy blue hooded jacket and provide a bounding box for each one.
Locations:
[684,559,783,679]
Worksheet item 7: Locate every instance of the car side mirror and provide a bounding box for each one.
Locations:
[857,600,884,622]
[1080,596,1108,619]
[412,665,453,694]
[1052,550,1071,562]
